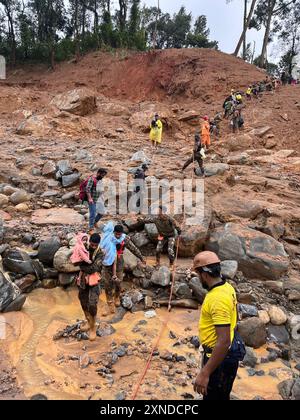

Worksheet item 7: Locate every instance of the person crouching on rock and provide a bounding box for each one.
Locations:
[101,223,146,315]
[74,233,104,341]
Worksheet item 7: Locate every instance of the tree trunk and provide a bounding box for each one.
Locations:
[259,0,276,68]
[243,0,248,60]
[233,0,257,57]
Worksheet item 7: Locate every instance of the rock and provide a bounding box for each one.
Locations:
[145,223,159,242]
[0,210,11,221]
[238,318,267,349]
[79,353,91,369]
[204,163,229,177]
[189,277,207,303]
[173,282,193,299]
[16,115,51,136]
[2,248,43,279]
[268,306,287,326]
[51,88,97,116]
[62,172,80,188]
[265,281,284,294]
[22,234,34,244]
[42,161,56,177]
[101,102,130,117]
[129,104,171,132]
[258,310,270,325]
[41,191,59,198]
[96,323,116,337]
[31,208,84,225]
[58,273,75,286]
[0,194,9,208]
[206,223,289,280]
[178,110,200,122]
[278,379,294,400]
[221,260,238,279]
[42,279,57,289]
[287,290,300,301]
[144,296,153,309]
[74,149,92,162]
[129,150,151,166]
[179,204,212,257]
[53,247,79,273]
[131,232,151,248]
[151,266,171,287]
[121,295,133,310]
[292,378,300,400]
[3,293,27,313]
[250,126,272,138]
[0,270,22,312]
[62,191,76,201]
[190,336,200,348]
[37,237,61,266]
[267,325,290,345]
[2,185,18,196]
[123,248,139,272]
[15,203,30,212]
[212,196,265,220]
[238,304,258,318]
[10,190,30,205]
[144,310,157,319]
[14,275,37,292]
[243,347,258,368]
[57,160,72,176]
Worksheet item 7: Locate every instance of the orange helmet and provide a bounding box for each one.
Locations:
[193,251,221,270]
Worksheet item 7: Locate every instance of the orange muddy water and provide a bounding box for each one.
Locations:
[1,287,290,400]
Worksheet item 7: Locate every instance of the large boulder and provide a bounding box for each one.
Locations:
[206,223,289,279]
[145,223,159,242]
[51,88,97,116]
[0,270,24,312]
[31,208,84,225]
[37,237,61,266]
[2,248,43,279]
[238,317,267,349]
[179,203,212,258]
[131,232,151,248]
[16,115,52,136]
[204,163,230,177]
[267,324,290,345]
[61,172,80,188]
[53,247,79,273]
[268,306,287,326]
[123,248,139,272]
[221,260,238,279]
[211,196,265,220]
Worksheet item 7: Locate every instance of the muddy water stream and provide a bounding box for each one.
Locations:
[2,286,289,400]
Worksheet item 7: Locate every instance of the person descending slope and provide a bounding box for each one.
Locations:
[201,116,211,149]
[181,132,205,177]
[149,113,163,149]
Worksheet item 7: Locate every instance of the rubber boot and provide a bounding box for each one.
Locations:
[89,316,97,341]
[80,311,91,332]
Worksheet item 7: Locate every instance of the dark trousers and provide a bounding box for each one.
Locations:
[182,155,204,174]
[78,284,100,317]
[203,354,239,401]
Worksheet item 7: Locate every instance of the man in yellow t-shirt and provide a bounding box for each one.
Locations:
[193,251,240,400]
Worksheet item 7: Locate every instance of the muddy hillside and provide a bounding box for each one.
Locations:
[0,49,300,401]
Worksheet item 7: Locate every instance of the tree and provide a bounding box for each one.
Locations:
[187,15,218,49]
[0,0,19,66]
[250,0,297,68]
[170,6,191,48]
[278,0,300,74]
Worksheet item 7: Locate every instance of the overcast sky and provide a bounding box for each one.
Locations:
[142,0,264,57]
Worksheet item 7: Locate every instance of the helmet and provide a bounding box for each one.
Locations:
[203,115,209,121]
[193,251,221,270]
[236,94,242,101]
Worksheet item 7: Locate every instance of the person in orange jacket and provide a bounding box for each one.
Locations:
[201,116,211,149]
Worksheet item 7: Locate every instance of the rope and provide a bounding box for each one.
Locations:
[131,147,196,400]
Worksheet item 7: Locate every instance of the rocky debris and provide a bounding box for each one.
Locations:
[151,266,171,287]
[37,237,61,266]
[96,323,116,337]
[278,378,300,400]
[42,161,56,177]
[243,347,258,368]
[250,126,272,138]
[16,115,51,136]
[212,196,265,220]
[31,208,84,225]
[14,274,38,293]
[238,318,267,349]
[129,150,151,166]
[0,194,9,208]
[258,310,271,325]
[267,325,290,345]
[178,110,200,122]
[53,247,79,273]
[207,223,289,279]
[61,172,80,188]
[2,248,43,280]
[144,223,159,242]
[0,270,25,312]
[51,88,97,116]
[158,299,199,309]
[144,310,157,319]
[10,190,30,205]
[204,163,229,177]
[221,260,238,279]
[123,248,140,272]
[268,306,287,326]
[238,304,258,318]
[3,294,27,312]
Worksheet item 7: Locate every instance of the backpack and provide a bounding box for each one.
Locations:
[79,176,97,202]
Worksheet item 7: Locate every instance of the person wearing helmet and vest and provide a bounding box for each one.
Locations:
[102,224,146,314]
[193,251,244,400]
[201,116,211,149]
